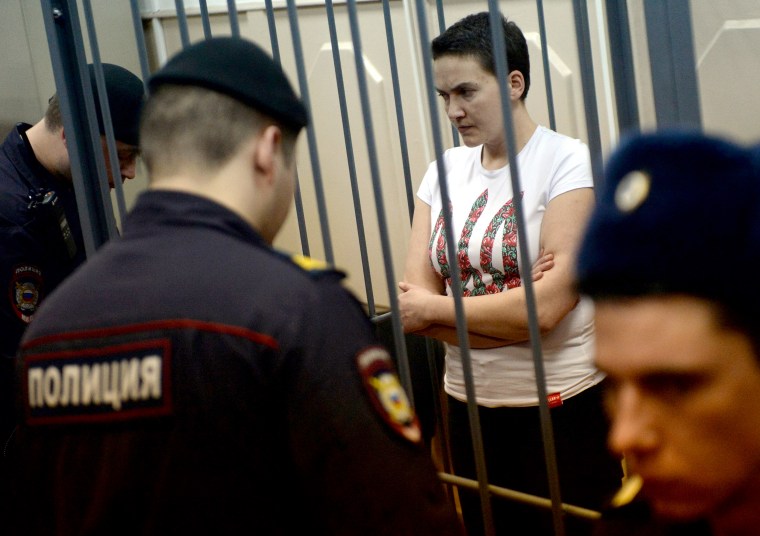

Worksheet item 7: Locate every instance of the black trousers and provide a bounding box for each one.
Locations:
[448,383,623,536]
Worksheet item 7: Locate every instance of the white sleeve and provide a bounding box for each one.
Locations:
[547,138,594,202]
[416,159,440,207]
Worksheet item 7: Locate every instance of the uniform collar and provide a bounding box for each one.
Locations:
[3,123,62,192]
[124,189,270,249]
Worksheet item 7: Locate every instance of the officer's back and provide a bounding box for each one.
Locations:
[5,37,462,536]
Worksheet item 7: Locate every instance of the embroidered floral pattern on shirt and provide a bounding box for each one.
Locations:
[430,190,522,296]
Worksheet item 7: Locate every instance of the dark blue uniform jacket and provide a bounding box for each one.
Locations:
[6,190,461,535]
[0,123,85,446]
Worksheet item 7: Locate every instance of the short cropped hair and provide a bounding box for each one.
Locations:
[44,94,64,132]
[139,84,298,179]
[432,12,531,100]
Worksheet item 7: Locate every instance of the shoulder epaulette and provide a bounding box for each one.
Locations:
[289,253,346,280]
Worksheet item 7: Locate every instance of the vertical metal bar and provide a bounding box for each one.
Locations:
[572,0,604,187]
[412,0,494,533]
[605,0,639,135]
[226,0,240,38]
[264,0,310,257]
[381,0,414,222]
[488,4,565,536]
[432,0,459,148]
[40,0,114,255]
[535,0,557,131]
[81,0,126,229]
[425,336,456,510]
[264,0,281,63]
[324,0,376,317]
[129,0,152,84]
[199,0,212,39]
[292,179,310,256]
[285,0,335,264]
[643,0,701,128]
[486,5,565,535]
[345,0,413,404]
[174,0,191,48]
[434,0,446,34]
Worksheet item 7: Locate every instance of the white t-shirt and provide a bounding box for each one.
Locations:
[417,126,604,407]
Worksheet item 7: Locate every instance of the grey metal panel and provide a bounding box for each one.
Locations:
[605,0,640,136]
[572,0,604,188]
[644,0,702,128]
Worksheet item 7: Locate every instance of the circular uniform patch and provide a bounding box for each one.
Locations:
[356,346,421,444]
[10,265,43,324]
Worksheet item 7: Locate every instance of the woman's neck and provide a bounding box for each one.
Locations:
[481,106,538,170]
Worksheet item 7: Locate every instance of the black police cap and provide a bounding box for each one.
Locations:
[88,63,144,146]
[577,130,760,317]
[148,37,307,130]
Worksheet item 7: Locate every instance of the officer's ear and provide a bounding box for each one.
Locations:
[252,125,282,186]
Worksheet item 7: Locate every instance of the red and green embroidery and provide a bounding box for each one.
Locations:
[480,195,521,292]
[429,190,523,295]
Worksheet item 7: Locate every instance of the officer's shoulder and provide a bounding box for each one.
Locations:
[278,252,346,282]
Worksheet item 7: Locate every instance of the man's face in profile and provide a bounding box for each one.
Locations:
[594,294,760,521]
[100,137,139,188]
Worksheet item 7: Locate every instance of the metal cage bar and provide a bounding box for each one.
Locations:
[605,0,640,137]
[81,0,128,228]
[486,4,565,534]
[40,0,116,256]
[227,0,240,38]
[643,0,701,128]
[572,0,604,186]
[174,0,191,47]
[345,0,414,402]
[412,0,495,533]
[324,0,377,317]
[264,0,311,257]
[286,0,335,264]
[199,0,213,39]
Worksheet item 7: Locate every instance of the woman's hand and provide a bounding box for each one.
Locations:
[531,249,554,281]
[398,281,438,333]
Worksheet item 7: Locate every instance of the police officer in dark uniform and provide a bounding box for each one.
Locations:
[0,63,143,445]
[576,131,760,536]
[5,37,463,535]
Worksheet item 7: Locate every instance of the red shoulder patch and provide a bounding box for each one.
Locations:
[356,346,421,444]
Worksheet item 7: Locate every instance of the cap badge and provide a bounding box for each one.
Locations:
[615,170,651,213]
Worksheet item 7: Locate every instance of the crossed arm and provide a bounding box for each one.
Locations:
[398,188,594,348]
